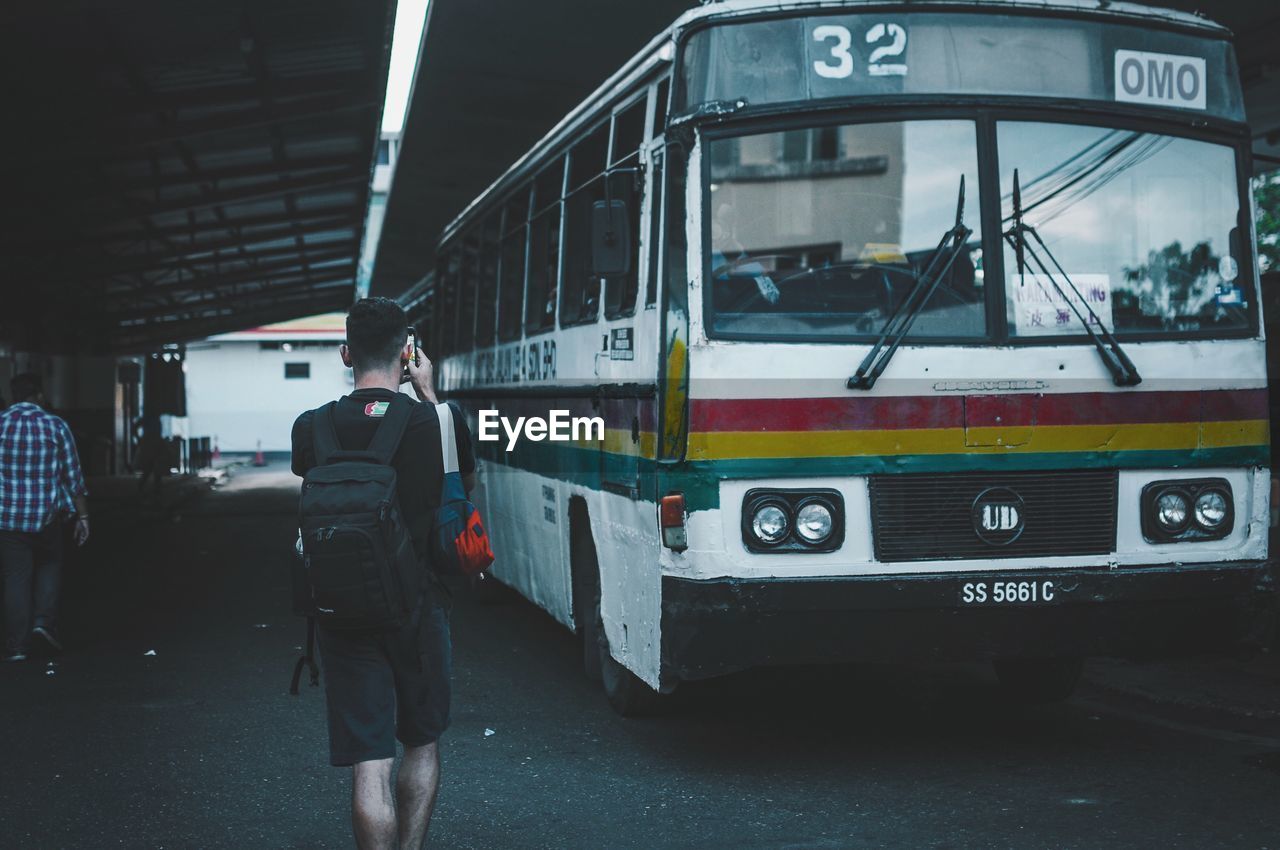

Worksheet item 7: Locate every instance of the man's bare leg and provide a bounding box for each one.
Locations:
[396,742,441,849]
[352,757,397,850]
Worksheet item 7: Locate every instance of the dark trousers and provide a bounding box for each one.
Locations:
[1,524,65,655]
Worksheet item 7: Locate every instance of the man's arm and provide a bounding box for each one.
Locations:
[407,348,438,404]
[290,411,315,477]
[408,351,477,493]
[57,420,90,546]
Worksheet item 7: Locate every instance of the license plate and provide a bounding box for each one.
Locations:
[960,579,1058,605]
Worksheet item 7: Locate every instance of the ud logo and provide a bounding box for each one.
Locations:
[972,488,1026,545]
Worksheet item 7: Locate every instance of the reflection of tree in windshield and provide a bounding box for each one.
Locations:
[1121,240,1223,324]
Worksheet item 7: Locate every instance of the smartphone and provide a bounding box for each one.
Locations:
[401,328,417,384]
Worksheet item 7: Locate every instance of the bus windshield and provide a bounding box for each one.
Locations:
[704,119,1251,342]
[999,122,1249,338]
[707,119,986,340]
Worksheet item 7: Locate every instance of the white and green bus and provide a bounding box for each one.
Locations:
[405,0,1269,714]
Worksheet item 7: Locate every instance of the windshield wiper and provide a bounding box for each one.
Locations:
[1004,169,1141,387]
[847,176,973,390]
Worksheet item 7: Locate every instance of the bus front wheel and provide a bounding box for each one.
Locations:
[993,657,1084,703]
[571,517,665,716]
[571,526,603,684]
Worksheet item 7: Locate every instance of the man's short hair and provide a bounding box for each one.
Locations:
[10,372,42,403]
[346,298,409,373]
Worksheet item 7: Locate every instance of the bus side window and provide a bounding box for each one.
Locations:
[664,143,688,314]
[561,124,609,327]
[611,98,645,164]
[497,186,529,343]
[476,215,500,347]
[526,158,565,335]
[652,78,670,139]
[435,246,461,356]
[457,232,480,352]
[562,176,604,325]
[646,147,664,307]
[602,96,646,320]
[603,164,642,319]
[412,287,433,361]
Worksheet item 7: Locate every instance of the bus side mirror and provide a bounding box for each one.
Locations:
[591,199,631,278]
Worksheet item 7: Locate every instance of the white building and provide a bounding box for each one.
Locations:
[184,314,352,454]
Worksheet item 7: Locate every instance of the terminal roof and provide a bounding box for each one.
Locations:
[1,0,395,350]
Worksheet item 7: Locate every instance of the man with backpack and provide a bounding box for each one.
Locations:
[291,297,477,850]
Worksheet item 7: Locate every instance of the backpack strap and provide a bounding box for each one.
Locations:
[365,394,414,465]
[311,402,342,465]
[434,403,460,474]
[289,617,320,696]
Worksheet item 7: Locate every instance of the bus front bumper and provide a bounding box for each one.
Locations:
[659,561,1271,683]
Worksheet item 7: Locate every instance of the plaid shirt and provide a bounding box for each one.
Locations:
[0,403,88,532]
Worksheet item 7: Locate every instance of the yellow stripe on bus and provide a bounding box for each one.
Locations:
[685,420,1270,461]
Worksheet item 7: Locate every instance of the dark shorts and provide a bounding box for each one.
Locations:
[316,597,452,767]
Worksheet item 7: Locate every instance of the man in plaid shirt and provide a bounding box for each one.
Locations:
[1,373,91,662]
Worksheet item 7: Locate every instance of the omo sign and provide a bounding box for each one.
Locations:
[1114,49,1206,110]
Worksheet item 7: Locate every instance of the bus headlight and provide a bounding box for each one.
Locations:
[1193,489,1228,530]
[795,500,834,544]
[750,502,791,546]
[741,489,845,553]
[1141,479,1233,543]
[1154,490,1189,533]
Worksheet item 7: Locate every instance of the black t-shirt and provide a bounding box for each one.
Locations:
[291,388,476,555]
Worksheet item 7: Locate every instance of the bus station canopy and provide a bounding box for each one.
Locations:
[369,0,1280,304]
[0,0,396,351]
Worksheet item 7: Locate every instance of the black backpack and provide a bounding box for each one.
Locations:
[296,395,422,632]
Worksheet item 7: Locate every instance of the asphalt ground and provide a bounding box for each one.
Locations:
[2,462,1279,849]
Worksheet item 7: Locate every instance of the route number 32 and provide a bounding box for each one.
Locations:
[813,23,907,79]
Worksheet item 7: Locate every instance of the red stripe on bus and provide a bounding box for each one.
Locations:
[689,389,1267,432]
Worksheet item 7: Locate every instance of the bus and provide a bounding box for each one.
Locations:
[406,0,1270,715]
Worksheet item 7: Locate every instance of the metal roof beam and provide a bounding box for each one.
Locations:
[94,206,360,244]
[113,269,355,321]
[107,91,374,154]
[117,249,356,299]
[118,238,359,278]
[110,287,354,349]
[106,152,360,196]
[113,72,375,116]
[102,221,358,274]
[102,168,365,224]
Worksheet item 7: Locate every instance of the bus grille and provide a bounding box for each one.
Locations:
[869,470,1118,562]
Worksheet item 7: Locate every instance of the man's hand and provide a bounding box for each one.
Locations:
[73,517,90,547]
[408,348,438,404]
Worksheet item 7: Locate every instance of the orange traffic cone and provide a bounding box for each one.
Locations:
[253,439,266,467]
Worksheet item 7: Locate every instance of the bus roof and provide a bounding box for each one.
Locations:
[673,1,1229,37]
[436,0,1232,249]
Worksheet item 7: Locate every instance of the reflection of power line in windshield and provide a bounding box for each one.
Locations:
[1034,137,1171,228]
[1013,129,1124,195]
[1002,131,1170,229]
[1005,131,1140,220]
